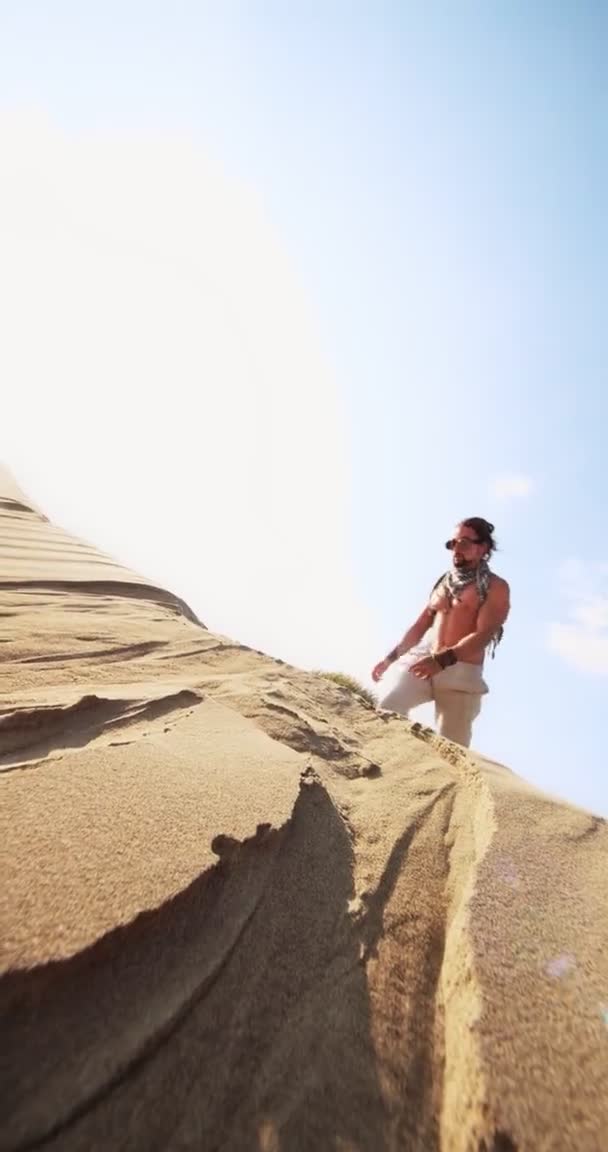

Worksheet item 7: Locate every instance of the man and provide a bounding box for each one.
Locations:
[372,517,510,748]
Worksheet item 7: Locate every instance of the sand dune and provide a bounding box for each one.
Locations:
[1,468,607,1152]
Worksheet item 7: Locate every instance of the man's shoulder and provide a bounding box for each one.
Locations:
[489,572,510,598]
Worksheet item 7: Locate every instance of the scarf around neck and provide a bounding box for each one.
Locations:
[432,559,503,657]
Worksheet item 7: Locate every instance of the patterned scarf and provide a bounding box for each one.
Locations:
[432,559,503,657]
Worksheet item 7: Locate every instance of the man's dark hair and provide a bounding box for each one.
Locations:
[462,517,496,556]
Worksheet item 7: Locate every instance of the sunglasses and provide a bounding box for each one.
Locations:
[445,536,482,550]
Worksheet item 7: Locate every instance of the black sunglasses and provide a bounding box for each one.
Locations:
[445,536,482,550]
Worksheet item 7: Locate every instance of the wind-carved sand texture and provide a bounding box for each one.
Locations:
[1,466,607,1152]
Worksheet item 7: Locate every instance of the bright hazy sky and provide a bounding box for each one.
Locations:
[2,3,607,815]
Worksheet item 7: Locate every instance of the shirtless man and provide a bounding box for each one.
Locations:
[371,518,510,748]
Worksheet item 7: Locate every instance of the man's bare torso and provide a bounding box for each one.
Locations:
[429,578,494,665]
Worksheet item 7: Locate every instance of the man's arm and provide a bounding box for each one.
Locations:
[372,603,436,682]
[386,604,436,664]
[442,578,511,663]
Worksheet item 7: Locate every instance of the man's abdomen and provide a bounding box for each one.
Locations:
[433,607,485,665]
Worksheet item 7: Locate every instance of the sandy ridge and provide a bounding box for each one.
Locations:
[1,468,607,1152]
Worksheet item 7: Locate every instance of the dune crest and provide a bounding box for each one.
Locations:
[1,468,606,1152]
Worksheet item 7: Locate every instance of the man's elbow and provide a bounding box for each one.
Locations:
[455,627,494,655]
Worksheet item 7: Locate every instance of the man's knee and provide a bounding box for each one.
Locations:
[379,667,432,717]
[379,687,410,717]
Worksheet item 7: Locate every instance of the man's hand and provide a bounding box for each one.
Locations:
[371,658,391,683]
[410,655,439,680]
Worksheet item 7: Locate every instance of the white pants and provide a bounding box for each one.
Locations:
[379,648,488,748]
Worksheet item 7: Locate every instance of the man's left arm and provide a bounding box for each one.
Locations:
[410,578,511,678]
[448,578,511,663]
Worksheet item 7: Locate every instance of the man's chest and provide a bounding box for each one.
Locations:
[431,582,481,616]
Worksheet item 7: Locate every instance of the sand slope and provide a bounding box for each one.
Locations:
[1,468,607,1152]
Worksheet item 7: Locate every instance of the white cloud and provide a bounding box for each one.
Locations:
[1,108,377,683]
[547,559,608,675]
[488,472,533,502]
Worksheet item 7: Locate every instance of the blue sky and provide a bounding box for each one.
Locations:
[2,2,607,815]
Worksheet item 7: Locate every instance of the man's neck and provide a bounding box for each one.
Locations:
[453,558,488,574]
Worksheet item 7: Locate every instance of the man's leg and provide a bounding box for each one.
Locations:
[433,688,482,748]
[379,664,433,717]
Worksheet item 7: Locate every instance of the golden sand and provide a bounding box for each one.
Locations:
[1,467,606,1151]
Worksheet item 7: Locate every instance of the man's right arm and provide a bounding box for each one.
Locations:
[372,604,435,681]
[387,604,436,663]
